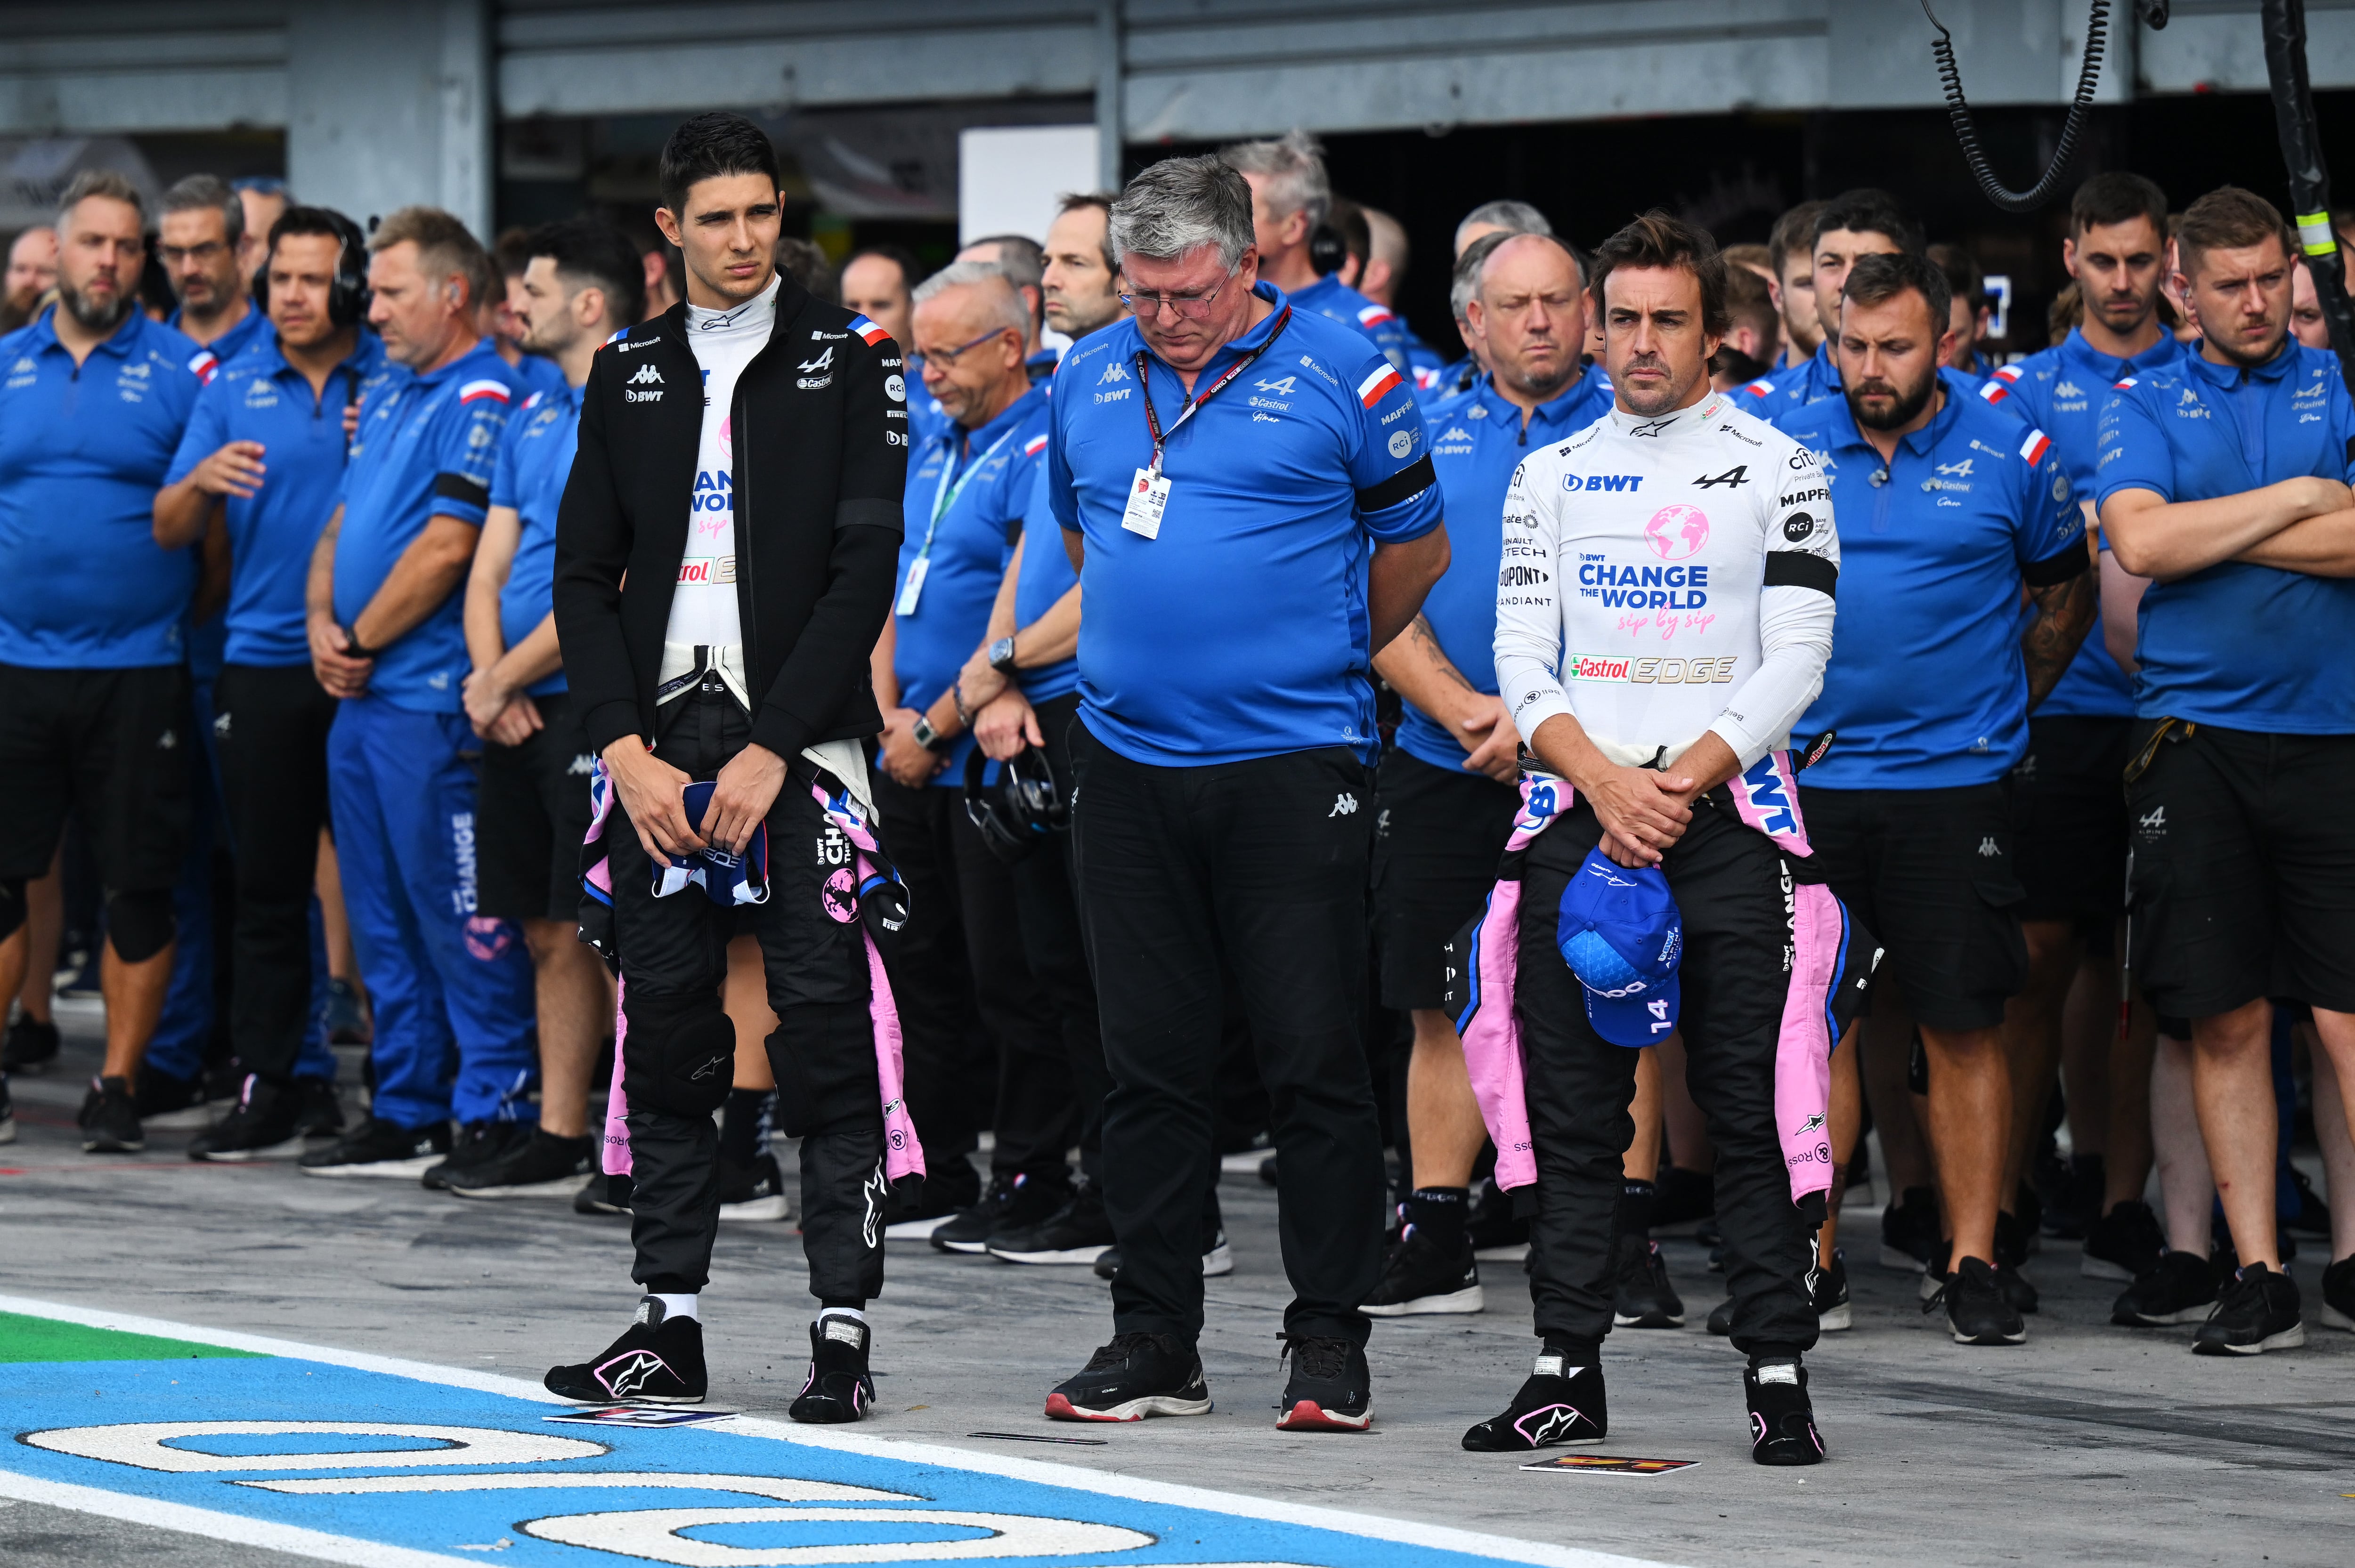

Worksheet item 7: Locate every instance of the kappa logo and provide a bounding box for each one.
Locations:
[212,712,230,738]
[798,346,834,374]
[626,363,663,386]
[2055,380,2085,399]
[1329,792,1359,817]
[567,753,597,776]
[1977,836,2001,857]
[1098,361,1129,384]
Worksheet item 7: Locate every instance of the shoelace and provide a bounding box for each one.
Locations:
[1083,1332,1166,1372]
[1277,1333,1351,1381]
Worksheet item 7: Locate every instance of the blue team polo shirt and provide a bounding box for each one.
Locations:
[1983,328,2186,719]
[333,339,518,712]
[1399,367,1612,770]
[897,381,1052,784]
[1046,282,1445,768]
[1291,273,1413,377]
[1013,443,1081,705]
[2094,339,2355,734]
[1776,369,2087,788]
[172,305,269,377]
[166,331,390,668]
[0,308,209,668]
[487,379,584,699]
[506,351,566,403]
[1738,341,1840,421]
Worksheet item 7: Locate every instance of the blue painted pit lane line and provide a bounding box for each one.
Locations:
[0,1293,1688,1568]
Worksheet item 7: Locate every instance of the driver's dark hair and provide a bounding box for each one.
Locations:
[2175,186,2295,279]
[2070,171,2168,239]
[658,112,780,215]
[1842,251,1954,332]
[1588,210,1730,339]
[1813,188,1924,255]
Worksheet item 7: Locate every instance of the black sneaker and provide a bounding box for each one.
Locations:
[545,1296,706,1403]
[789,1314,876,1423]
[1746,1362,1825,1466]
[1469,1179,1530,1259]
[1362,1231,1482,1316]
[290,1078,344,1140]
[886,1157,981,1229]
[1927,1255,2026,1346]
[1880,1186,1939,1272]
[717,1152,791,1222]
[988,1181,1117,1265]
[1091,1244,1122,1282]
[1706,1291,1733,1336]
[188,1076,304,1161]
[1274,1334,1371,1432]
[1,1015,59,1073]
[934,1172,1064,1255]
[325,977,371,1045]
[2193,1261,2305,1356]
[1612,1237,1684,1329]
[421,1120,528,1191]
[574,1174,632,1215]
[78,1075,144,1153]
[447,1127,595,1198]
[1462,1351,1608,1451]
[2318,1255,2355,1331]
[131,1067,208,1127]
[1811,1248,1852,1331]
[2082,1199,2165,1282]
[299,1115,451,1178]
[1047,1332,1212,1422]
[1918,1238,2037,1315]
[2111,1249,2217,1326]
[0,1073,14,1145]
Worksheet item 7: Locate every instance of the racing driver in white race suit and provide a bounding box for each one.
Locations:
[1466,211,1847,1466]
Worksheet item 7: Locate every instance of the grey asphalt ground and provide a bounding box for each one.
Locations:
[3,999,2352,1567]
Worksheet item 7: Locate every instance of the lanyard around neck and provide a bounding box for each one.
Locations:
[914,419,1025,564]
[1136,305,1291,477]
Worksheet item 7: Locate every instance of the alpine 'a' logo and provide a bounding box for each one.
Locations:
[798,346,834,374]
[596,1350,669,1397]
[626,363,663,386]
[1694,465,1749,488]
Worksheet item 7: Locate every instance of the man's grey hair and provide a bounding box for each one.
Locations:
[162,174,243,245]
[1109,156,1256,271]
[1218,129,1330,229]
[912,260,1031,340]
[1453,199,1552,255]
[56,169,145,233]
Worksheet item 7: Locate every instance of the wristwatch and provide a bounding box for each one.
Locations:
[341,625,376,660]
[988,634,1019,675]
[910,714,953,754]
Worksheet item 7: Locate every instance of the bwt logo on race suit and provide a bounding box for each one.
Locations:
[1563,474,1645,492]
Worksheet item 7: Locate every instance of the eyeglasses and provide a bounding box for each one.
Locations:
[160,242,229,266]
[1119,261,1241,322]
[919,326,1016,367]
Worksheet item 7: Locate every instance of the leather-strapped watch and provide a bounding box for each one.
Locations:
[341,625,376,660]
[910,714,953,753]
[988,634,1019,675]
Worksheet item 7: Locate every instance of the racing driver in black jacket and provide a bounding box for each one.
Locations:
[545,113,908,1420]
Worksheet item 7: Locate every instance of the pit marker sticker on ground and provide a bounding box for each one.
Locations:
[0,1294,1686,1568]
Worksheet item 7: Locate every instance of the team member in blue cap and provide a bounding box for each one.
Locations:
[1776,252,2095,1348]
[2099,186,2355,1353]
[297,207,537,1182]
[1039,154,1448,1432]
[450,218,646,1197]
[1220,131,1412,377]
[158,205,386,1160]
[1476,210,1842,1465]
[1361,228,1612,1318]
[1737,191,1918,420]
[0,170,211,1155]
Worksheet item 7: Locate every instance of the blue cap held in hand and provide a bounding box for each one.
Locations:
[651,780,771,907]
[1556,845,1682,1047]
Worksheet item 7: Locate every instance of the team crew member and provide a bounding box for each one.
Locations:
[1927,243,1995,382]
[453,219,645,1196]
[1220,131,1411,376]
[1039,155,1447,1431]
[1775,252,2095,1346]
[1361,229,1611,1318]
[955,192,1128,1266]
[1455,201,1552,258]
[1740,191,1919,418]
[1762,202,1825,377]
[1478,211,1841,1465]
[0,224,57,333]
[843,244,944,445]
[487,228,569,403]
[297,207,538,1180]
[233,178,289,280]
[547,113,909,1417]
[159,176,267,363]
[158,206,386,1160]
[869,262,1063,1243]
[2099,186,2355,1352]
[1978,172,2181,1285]
[0,170,209,1155]
[955,234,1055,377]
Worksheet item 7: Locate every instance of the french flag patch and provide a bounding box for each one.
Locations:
[187,350,218,386]
[848,315,890,347]
[1412,365,1442,388]
[1356,363,1404,407]
[1356,304,1396,327]
[2019,427,2052,466]
[1742,378,1775,397]
[2114,376,2139,390]
[1023,433,1048,457]
[1978,379,2009,405]
[458,379,510,405]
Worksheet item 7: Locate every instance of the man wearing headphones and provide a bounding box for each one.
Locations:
[158,205,387,1159]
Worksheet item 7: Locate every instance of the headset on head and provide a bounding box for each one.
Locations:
[251,207,370,330]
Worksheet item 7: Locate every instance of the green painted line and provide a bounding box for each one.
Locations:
[0,1311,266,1365]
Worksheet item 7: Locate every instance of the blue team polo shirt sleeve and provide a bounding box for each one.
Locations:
[490,382,579,698]
[1012,436,1081,703]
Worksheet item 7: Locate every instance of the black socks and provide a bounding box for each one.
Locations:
[1405,1186,1469,1256]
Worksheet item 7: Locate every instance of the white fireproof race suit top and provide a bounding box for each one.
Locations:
[1494,389,1840,770]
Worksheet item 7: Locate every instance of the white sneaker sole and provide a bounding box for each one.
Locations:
[301,1154,443,1179]
[1047,1391,1212,1422]
[141,1103,218,1131]
[1202,1243,1233,1278]
[1474,1242,1529,1262]
[2080,1253,2138,1282]
[2121,1302,2213,1326]
[1364,1284,1484,1317]
[885,1214,953,1239]
[2201,1323,2306,1355]
[1880,1244,1927,1273]
[450,1175,595,1200]
[1817,1301,1853,1332]
[987,1243,1113,1265]
[1952,1323,2028,1345]
[192,1136,306,1163]
[2316,1302,2355,1332]
[933,1237,994,1254]
[0,1115,15,1145]
[719,1195,793,1222]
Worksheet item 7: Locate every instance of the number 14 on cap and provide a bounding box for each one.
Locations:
[1121,468,1172,539]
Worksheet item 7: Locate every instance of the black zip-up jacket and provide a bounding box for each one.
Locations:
[553,273,907,762]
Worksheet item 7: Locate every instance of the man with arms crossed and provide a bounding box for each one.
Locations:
[548,113,908,1415]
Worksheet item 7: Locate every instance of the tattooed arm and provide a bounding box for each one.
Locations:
[2020,559,2097,711]
[1372,612,1519,782]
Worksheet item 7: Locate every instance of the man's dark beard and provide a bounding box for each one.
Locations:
[1846,368,1936,432]
[2205,317,2287,369]
[58,278,132,333]
[1501,354,1578,404]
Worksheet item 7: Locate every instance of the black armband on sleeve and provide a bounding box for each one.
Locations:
[1764,550,1838,597]
[433,473,490,510]
[835,497,903,534]
[2022,543,2092,589]
[1356,454,1435,514]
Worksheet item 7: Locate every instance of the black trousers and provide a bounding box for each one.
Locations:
[1072,728,1384,1346]
[1518,799,1818,1356]
[213,663,338,1085]
[609,681,884,1304]
[872,769,1072,1180]
[1014,693,1111,1175]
